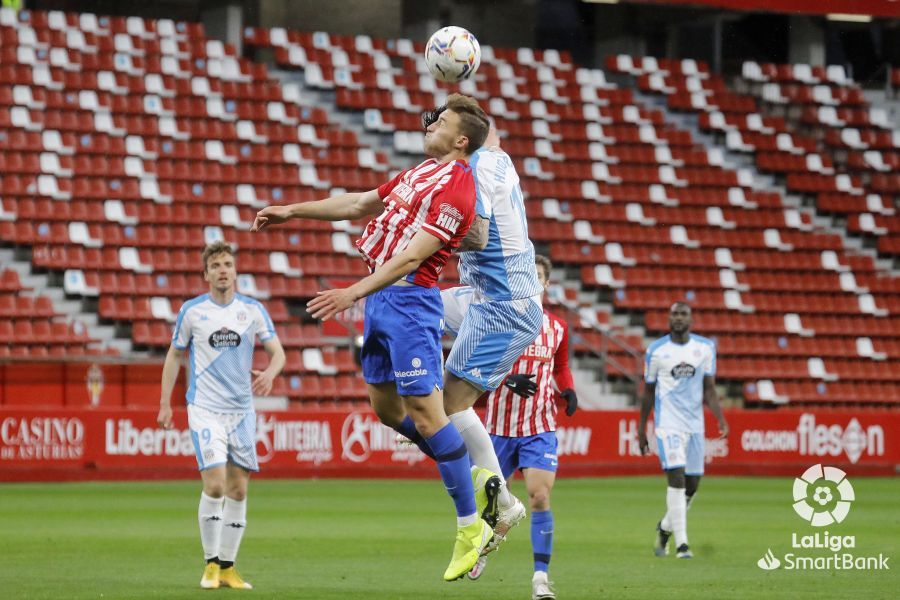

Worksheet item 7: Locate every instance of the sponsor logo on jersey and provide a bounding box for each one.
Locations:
[394,368,429,378]
[670,362,696,379]
[209,328,241,349]
[439,203,463,221]
[435,211,461,233]
[435,202,463,233]
[389,181,416,209]
[522,344,553,361]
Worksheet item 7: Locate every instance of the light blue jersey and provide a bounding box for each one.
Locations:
[644,334,716,434]
[458,147,543,301]
[173,293,277,413]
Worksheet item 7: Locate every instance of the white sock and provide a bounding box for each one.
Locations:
[219,496,247,563]
[661,492,694,531]
[457,513,478,527]
[449,408,512,507]
[198,492,224,560]
[666,487,688,547]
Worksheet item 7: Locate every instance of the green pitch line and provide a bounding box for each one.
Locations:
[1,476,897,599]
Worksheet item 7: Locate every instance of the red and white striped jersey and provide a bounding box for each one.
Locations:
[484,309,575,437]
[357,158,475,288]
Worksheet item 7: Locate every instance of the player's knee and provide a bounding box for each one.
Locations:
[666,468,686,488]
[529,488,551,511]
[686,476,701,497]
[408,413,441,438]
[227,488,247,502]
[372,403,403,428]
[203,480,226,498]
[442,374,479,414]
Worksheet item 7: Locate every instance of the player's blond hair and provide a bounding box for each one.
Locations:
[201,241,235,273]
[446,93,490,154]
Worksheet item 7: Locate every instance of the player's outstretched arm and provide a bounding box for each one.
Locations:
[251,337,286,396]
[637,382,654,455]
[251,189,384,231]
[157,345,184,429]
[703,376,728,439]
[307,229,443,321]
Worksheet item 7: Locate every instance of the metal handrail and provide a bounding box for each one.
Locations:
[552,297,643,394]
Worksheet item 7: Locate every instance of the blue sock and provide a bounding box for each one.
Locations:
[426,423,476,518]
[531,509,554,572]
[394,416,435,460]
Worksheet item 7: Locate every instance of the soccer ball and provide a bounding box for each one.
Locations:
[424,26,481,83]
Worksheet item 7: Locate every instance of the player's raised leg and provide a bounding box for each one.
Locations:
[369,382,436,460]
[402,389,492,581]
[445,375,513,505]
[442,292,543,525]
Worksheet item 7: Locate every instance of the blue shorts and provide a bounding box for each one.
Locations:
[442,287,543,391]
[490,432,558,480]
[360,285,444,396]
[655,428,705,475]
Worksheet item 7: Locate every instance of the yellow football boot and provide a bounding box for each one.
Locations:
[219,566,253,589]
[471,466,502,528]
[200,562,220,589]
[443,519,493,582]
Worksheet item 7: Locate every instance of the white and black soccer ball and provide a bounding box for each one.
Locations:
[424,26,481,83]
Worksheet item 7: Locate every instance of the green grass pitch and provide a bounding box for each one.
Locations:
[2,476,897,599]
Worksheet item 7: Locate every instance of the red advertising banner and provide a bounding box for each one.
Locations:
[1,407,897,482]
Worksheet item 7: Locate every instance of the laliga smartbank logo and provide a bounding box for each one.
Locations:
[756,464,890,572]
[792,463,854,526]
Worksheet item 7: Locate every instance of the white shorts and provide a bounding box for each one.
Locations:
[188,404,259,472]
[655,428,704,475]
[441,286,543,392]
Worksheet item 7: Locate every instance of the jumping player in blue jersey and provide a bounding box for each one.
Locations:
[157,241,286,590]
[638,301,728,559]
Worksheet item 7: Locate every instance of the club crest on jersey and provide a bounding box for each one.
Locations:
[670,362,696,379]
[209,328,241,349]
[436,203,463,233]
[237,311,247,322]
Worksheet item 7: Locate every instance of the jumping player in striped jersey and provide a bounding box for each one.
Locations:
[251,94,494,582]
[466,255,577,600]
[433,125,547,555]
[638,301,728,559]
